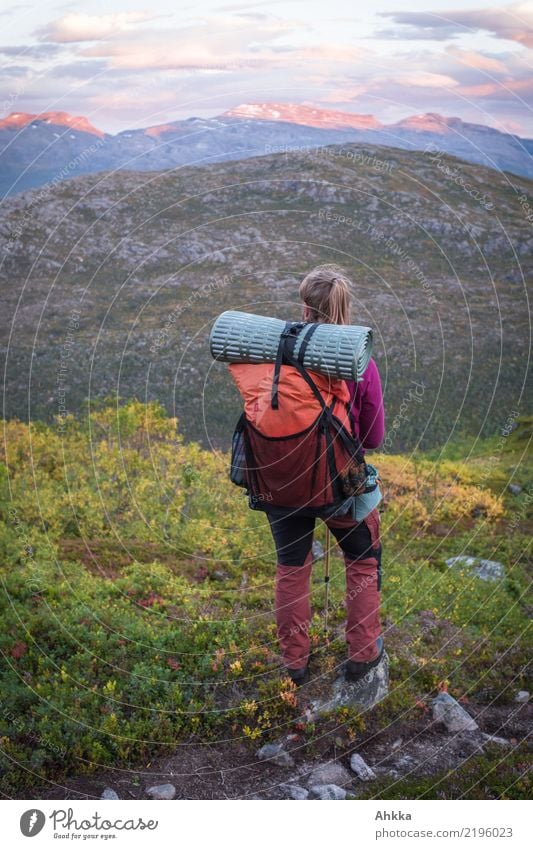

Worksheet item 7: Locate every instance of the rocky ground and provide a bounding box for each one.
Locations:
[28,688,530,801]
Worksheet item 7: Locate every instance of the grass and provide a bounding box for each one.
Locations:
[0,402,531,795]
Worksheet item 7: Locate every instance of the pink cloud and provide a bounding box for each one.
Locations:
[446,46,509,73]
[76,15,300,71]
[36,12,162,44]
[460,75,533,96]
[398,71,459,87]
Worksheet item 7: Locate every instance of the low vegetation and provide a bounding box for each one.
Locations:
[0,402,531,796]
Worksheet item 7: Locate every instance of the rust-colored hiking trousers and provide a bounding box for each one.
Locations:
[268,507,382,669]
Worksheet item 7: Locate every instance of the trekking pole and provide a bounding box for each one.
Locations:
[324,526,331,644]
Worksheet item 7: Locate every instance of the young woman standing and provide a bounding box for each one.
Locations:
[229,264,385,687]
[267,265,385,685]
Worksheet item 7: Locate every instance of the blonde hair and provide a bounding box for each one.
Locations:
[299,264,352,325]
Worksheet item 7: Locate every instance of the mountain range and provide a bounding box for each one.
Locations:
[1,103,532,197]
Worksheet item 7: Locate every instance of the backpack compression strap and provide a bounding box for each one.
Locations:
[296,322,319,365]
[271,321,294,410]
[271,321,318,409]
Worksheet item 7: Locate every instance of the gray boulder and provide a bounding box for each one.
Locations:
[515,690,530,703]
[101,788,119,800]
[256,742,295,767]
[349,753,376,781]
[432,692,478,732]
[312,540,325,560]
[280,783,309,800]
[146,783,176,800]
[445,555,505,582]
[309,784,347,800]
[394,754,417,770]
[306,761,352,788]
[508,483,522,495]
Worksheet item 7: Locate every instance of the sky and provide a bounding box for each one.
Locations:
[0,0,532,135]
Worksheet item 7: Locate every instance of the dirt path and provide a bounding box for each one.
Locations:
[25,701,531,801]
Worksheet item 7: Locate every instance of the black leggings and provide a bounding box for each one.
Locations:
[266,509,375,567]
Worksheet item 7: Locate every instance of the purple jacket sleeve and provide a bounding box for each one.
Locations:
[347,358,385,450]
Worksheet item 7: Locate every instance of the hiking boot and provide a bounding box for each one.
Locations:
[344,636,384,683]
[312,646,389,714]
[285,665,310,687]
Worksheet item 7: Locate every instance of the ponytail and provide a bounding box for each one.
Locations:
[299,264,352,325]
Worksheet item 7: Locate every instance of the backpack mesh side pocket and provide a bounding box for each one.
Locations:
[230,413,247,487]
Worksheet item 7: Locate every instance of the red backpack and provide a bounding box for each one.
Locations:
[228,321,372,518]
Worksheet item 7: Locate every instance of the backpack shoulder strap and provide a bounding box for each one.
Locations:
[271,321,328,411]
[345,379,359,438]
[286,352,336,413]
[271,321,292,410]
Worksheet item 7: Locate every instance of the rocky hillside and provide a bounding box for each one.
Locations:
[0,142,531,450]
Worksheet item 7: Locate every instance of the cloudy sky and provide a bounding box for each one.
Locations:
[1,0,532,134]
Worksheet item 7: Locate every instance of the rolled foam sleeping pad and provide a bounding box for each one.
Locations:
[209,310,373,382]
